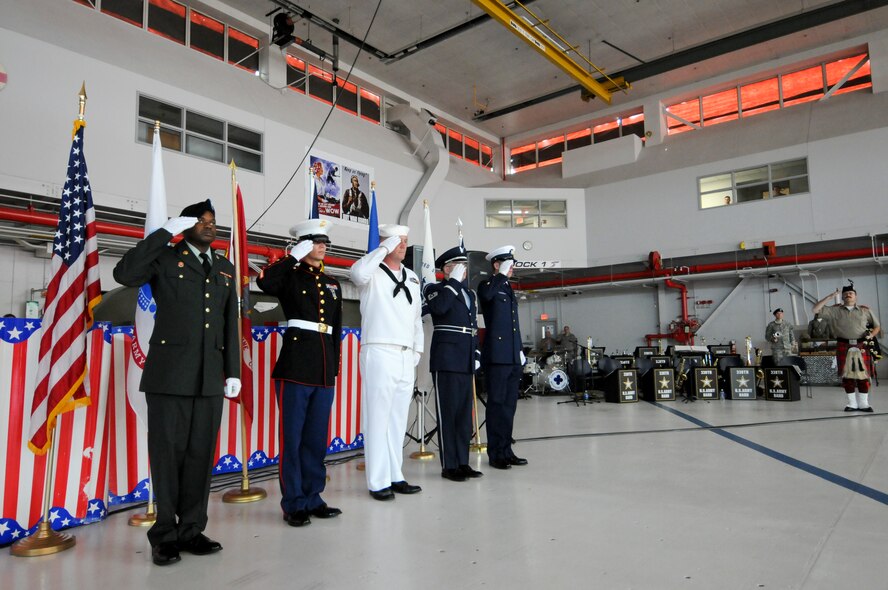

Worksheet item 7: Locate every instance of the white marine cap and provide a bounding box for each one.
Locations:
[289,218,331,242]
[378,224,410,238]
[485,245,516,262]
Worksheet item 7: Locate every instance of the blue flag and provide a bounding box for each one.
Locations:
[367,186,379,252]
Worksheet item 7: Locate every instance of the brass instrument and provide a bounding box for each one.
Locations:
[674,356,688,393]
[754,348,764,392]
[745,336,753,366]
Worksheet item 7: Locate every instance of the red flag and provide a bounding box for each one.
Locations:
[29,119,102,454]
[227,185,254,422]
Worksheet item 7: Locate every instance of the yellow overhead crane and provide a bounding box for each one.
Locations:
[471,0,629,104]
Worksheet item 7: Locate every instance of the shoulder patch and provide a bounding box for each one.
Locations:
[427,291,439,300]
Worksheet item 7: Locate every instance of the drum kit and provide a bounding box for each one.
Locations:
[523,351,571,394]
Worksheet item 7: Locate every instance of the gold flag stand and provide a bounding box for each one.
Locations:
[469,376,487,453]
[128,471,156,526]
[11,425,76,556]
[222,161,266,504]
[410,388,435,461]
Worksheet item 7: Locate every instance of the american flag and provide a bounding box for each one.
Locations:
[28,119,102,454]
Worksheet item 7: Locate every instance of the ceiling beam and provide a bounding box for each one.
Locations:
[474,0,888,121]
[470,0,623,104]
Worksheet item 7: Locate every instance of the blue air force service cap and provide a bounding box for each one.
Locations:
[485,245,515,263]
[180,199,215,218]
[435,245,468,270]
[289,218,331,243]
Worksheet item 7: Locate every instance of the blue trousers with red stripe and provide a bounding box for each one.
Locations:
[276,381,334,514]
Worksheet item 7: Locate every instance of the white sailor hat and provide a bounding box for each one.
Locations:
[379,224,410,238]
[435,244,468,269]
[289,218,331,243]
[485,245,515,263]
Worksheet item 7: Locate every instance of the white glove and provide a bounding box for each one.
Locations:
[381,235,403,253]
[449,263,466,283]
[224,377,242,399]
[288,240,313,261]
[499,259,513,276]
[161,216,198,236]
[520,350,526,365]
[475,360,481,371]
[413,352,421,367]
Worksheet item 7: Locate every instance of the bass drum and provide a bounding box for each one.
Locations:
[536,367,569,391]
[546,368,569,391]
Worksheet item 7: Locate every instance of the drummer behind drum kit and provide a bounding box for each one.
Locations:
[523,352,571,394]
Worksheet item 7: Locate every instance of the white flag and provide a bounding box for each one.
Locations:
[126,127,167,425]
[416,202,436,393]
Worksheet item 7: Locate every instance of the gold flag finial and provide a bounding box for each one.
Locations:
[78,82,87,120]
[371,180,376,189]
[229,159,237,171]
[423,199,428,207]
[154,120,161,132]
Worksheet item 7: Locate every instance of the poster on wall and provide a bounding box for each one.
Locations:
[308,150,373,225]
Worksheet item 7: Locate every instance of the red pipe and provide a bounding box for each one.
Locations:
[0,205,356,268]
[518,247,876,290]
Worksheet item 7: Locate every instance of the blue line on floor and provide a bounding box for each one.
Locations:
[653,402,888,506]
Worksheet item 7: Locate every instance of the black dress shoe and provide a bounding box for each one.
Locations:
[508,456,528,466]
[488,458,511,470]
[152,542,181,566]
[285,510,311,527]
[458,465,483,478]
[391,480,422,494]
[177,533,222,555]
[369,488,395,501]
[441,468,467,482]
[309,504,342,518]
[845,406,859,412]
[859,406,875,413]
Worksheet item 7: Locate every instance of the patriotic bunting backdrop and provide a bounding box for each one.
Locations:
[0,320,362,545]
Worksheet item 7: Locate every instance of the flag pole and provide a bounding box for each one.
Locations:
[11,423,76,556]
[128,119,164,527]
[223,160,266,504]
[12,84,93,557]
[409,200,435,461]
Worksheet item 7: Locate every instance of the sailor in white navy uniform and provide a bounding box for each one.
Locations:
[350,224,424,501]
[424,244,483,482]
[478,245,528,470]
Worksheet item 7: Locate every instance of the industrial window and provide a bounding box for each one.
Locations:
[434,123,447,145]
[285,55,306,93]
[698,158,808,209]
[137,94,263,173]
[228,27,259,73]
[359,89,381,124]
[309,66,334,105]
[147,0,185,45]
[448,130,464,158]
[667,53,871,135]
[102,0,143,27]
[481,145,494,170]
[484,199,567,229]
[190,11,224,61]
[464,137,480,165]
[336,80,358,115]
[508,110,645,174]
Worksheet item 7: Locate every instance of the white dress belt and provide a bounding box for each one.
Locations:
[287,319,333,334]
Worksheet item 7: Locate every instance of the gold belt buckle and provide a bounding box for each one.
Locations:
[318,322,329,333]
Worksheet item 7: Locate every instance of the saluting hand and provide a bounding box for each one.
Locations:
[450,263,467,283]
[161,216,198,236]
[288,240,314,261]
[498,259,513,276]
[381,235,403,254]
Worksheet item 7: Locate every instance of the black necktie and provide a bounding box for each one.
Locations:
[201,253,212,275]
[379,264,412,304]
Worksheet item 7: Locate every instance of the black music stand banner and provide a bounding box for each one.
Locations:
[765,368,801,401]
[726,367,756,400]
[642,368,675,401]
[690,367,719,400]
[605,369,639,403]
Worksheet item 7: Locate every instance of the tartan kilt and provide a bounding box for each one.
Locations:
[836,341,870,378]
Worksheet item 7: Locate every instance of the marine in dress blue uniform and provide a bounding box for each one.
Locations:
[424,244,483,482]
[256,219,343,527]
[477,245,528,470]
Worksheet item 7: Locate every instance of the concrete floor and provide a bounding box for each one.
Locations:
[5,386,888,590]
